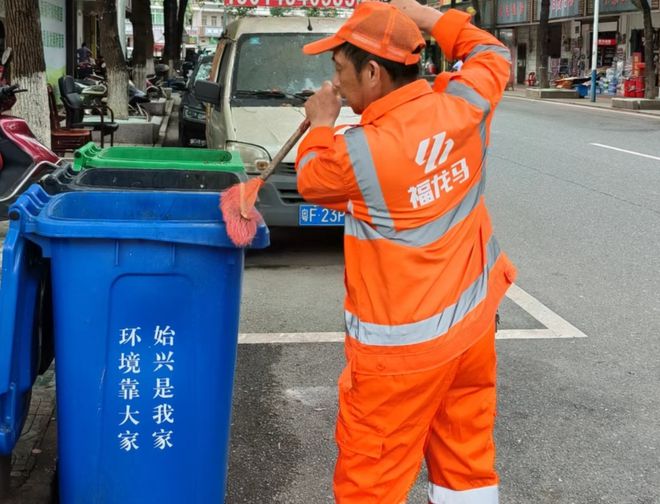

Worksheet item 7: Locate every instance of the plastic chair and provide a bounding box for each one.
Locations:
[58,75,117,148]
[47,84,92,156]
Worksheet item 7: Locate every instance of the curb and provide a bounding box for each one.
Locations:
[503,92,660,119]
[157,98,176,147]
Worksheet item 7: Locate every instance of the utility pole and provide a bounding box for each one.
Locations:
[590,0,600,102]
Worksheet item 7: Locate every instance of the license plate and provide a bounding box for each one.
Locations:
[298,205,345,226]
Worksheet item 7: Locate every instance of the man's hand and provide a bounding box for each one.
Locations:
[390,0,442,33]
[304,81,341,129]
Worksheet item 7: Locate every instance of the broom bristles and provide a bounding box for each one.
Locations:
[220,178,265,247]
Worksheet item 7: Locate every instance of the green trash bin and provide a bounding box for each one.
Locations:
[71,142,244,173]
[41,143,247,195]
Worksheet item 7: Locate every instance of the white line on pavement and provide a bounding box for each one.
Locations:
[589,143,660,161]
[505,284,588,339]
[238,328,571,344]
[239,332,344,344]
[239,284,588,344]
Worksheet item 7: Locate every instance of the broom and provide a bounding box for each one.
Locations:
[221,119,310,247]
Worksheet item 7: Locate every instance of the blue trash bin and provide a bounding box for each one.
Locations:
[0,188,51,456]
[1,185,268,503]
[576,84,588,98]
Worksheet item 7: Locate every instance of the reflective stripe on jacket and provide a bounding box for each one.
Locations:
[296,10,517,374]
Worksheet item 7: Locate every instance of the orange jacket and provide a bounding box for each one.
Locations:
[296,10,517,374]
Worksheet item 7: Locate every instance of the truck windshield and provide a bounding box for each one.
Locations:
[233,33,335,100]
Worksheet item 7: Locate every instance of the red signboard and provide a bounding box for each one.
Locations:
[224,0,358,7]
[597,38,617,46]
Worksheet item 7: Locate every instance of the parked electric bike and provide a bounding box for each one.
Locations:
[0,48,61,218]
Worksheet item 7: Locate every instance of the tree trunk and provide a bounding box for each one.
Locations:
[164,0,178,74]
[175,0,189,71]
[537,0,550,88]
[492,0,497,32]
[5,0,50,148]
[130,0,155,91]
[630,0,656,99]
[163,0,188,74]
[471,0,482,28]
[641,1,656,98]
[100,0,129,119]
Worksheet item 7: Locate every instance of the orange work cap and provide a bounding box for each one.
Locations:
[302,2,426,65]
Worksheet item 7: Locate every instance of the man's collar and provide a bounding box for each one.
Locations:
[360,79,433,124]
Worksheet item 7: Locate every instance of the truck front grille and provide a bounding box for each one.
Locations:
[272,163,303,204]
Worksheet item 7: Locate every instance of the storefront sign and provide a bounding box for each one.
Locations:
[535,0,581,19]
[600,0,637,11]
[588,0,659,13]
[597,38,617,46]
[497,0,528,25]
[586,0,636,13]
[224,0,358,7]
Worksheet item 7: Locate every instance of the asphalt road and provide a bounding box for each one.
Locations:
[228,97,660,504]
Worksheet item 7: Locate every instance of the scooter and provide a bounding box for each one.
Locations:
[0,48,56,407]
[0,48,61,218]
[128,80,151,119]
[145,63,170,100]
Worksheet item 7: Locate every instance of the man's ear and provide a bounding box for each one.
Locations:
[365,60,381,86]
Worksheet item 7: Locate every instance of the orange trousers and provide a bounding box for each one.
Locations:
[334,324,498,503]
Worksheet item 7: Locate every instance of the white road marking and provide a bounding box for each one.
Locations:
[504,284,588,339]
[239,284,588,344]
[239,332,344,344]
[589,143,660,161]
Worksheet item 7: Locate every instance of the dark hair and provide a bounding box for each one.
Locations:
[336,42,419,85]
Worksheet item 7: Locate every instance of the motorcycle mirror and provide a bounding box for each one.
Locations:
[1,48,12,66]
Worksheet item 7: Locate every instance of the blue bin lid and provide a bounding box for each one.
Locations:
[0,188,51,455]
[12,185,269,249]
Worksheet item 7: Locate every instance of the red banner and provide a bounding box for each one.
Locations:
[224,0,358,7]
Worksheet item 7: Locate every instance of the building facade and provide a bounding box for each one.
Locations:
[0,0,75,88]
[430,0,659,90]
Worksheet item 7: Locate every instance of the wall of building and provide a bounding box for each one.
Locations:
[0,0,68,87]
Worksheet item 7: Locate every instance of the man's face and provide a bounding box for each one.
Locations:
[331,50,368,115]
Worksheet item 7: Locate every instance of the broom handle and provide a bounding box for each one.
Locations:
[259,120,311,181]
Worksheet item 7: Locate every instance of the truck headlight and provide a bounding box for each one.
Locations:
[182,105,206,121]
[225,141,271,175]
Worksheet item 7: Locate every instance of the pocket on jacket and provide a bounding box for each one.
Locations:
[336,414,384,460]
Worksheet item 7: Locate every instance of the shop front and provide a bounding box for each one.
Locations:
[497,0,531,84]
[534,0,585,79]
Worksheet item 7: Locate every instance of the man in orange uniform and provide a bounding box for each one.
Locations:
[296,1,517,502]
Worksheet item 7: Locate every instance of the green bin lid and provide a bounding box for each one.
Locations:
[72,142,244,173]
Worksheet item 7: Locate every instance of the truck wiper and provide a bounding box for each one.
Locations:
[293,90,314,100]
[234,89,304,100]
